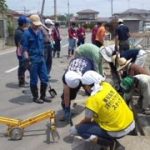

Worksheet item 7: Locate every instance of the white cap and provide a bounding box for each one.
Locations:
[65,71,82,88]
[118,18,123,23]
[45,19,54,25]
[100,45,115,62]
[81,71,105,95]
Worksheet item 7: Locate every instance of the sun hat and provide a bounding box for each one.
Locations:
[29,14,42,26]
[117,57,132,71]
[81,71,105,95]
[100,45,115,62]
[65,71,82,88]
[120,76,134,92]
[45,19,54,25]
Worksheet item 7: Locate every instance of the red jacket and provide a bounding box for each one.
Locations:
[68,27,76,39]
[52,27,61,41]
[91,26,98,43]
[77,27,85,39]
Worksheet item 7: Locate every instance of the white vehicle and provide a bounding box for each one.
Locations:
[144,22,150,31]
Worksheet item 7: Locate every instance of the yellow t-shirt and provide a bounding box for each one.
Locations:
[86,82,134,131]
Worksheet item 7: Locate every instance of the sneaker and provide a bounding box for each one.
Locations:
[85,135,98,144]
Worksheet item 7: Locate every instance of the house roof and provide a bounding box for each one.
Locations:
[115,8,150,15]
[77,9,99,14]
[97,17,111,22]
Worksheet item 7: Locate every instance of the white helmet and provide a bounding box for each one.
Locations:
[45,19,54,25]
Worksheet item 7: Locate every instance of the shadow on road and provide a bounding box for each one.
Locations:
[6,82,20,89]
[63,135,74,144]
[9,95,32,105]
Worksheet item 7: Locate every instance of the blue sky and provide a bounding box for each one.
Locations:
[6,0,150,17]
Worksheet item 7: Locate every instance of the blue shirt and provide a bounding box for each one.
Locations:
[115,24,129,41]
[21,27,45,63]
[120,49,139,62]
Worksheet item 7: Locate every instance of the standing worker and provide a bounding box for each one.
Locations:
[41,18,54,78]
[68,22,77,58]
[95,23,109,48]
[52,22,61,58]
[14,15,30,87]
[115,19,130,52]
[76,24,86,47]
[91,23,99,44]
[21,14,51,103]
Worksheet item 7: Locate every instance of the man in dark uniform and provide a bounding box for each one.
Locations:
[14,15,30,87]
[21,14,51,104]
[115,19,130,52]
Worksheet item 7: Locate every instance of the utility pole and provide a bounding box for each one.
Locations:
[54,0,57,22]
[67,0,70,25]
[41,0,45,21]
[111,0,113,16]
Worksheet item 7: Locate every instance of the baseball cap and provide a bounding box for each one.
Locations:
[118,18,123,23]
[45,19,54,25]
[120,76,134,92]
[29,14,42,26]
[18,16,30,25]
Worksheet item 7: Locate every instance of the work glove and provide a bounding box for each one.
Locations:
[64,107,71,122]
[69,126,78,136]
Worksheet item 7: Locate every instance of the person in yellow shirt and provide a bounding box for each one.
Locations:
[70,71,135,149]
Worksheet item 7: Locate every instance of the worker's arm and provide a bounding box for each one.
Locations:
[63,84,70,108]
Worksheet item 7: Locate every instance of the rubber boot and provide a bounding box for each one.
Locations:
[19,76,25,87]
[40,83,51,102]
[30,86,44,104]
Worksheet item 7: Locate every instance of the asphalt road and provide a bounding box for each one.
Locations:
[0,31,91,150]
[0,30,150,150]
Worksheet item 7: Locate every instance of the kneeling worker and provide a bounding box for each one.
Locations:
[70,71,135,149]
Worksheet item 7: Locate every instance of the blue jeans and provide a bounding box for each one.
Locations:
[76,122,111,139]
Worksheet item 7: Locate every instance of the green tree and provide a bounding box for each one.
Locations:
[0,0,7,13]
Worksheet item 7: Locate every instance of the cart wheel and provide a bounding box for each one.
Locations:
[9,127,23,140]
[49,89,57,98]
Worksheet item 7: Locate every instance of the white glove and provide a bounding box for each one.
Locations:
[69,126,78,135]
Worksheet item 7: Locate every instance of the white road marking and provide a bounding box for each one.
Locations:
[3,44,68,74]
[0,49,15,56]
[5,66,18,73]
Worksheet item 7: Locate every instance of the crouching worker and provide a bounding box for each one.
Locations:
[70,71,135,149]
[60,57,96,122]
[120,75,150,115]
